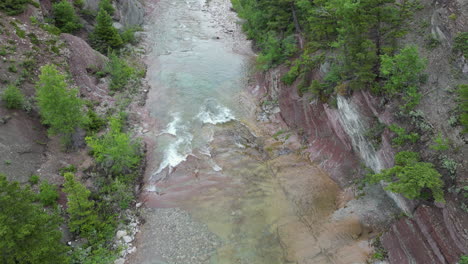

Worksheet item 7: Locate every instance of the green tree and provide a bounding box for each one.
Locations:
[369,151,445,202]
[86,116,140,175]
[99,0,115,15]
[0,0,29,15]
[53,0,83,33]
[1,84,24,109]
[0,174,69,264]
[36,64,86,139]
[63,172,99,238]
[38,181,59,206]
[106,52,136,91]
[90,9,123,53]
[458,84,468,133]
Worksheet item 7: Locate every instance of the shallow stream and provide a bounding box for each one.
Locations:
[130,0,372,263]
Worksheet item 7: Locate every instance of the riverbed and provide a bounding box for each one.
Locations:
[128,0,373,263]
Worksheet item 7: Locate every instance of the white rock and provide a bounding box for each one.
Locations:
[127,247,136,254]
[116,230,127,239]
[114,258,125,264]
[123,235,133,243]
[136,202,142,208]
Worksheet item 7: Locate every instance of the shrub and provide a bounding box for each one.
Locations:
[86,116,140,175]
[29,174,40,185]
[52,0,82,33]
[85,109,106,132]
[460,255,468,264]
[457,84,468,133]
[38,181,59,206]
[106,53,136,91]
[0,0,29,15]
[1,84,24,109]
[120,26,141,45]
[90,9,123,53]
[380,45,426,111]
[36,64,86,139]
[369,151,445,202]
[388,124,419,146]
[453,32,468,57]
[430,133,450,151]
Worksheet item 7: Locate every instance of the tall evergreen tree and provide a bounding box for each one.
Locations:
[0,174,69,264]
[90,9,123,53]
[52,0,82,33]
[0,0,29,15]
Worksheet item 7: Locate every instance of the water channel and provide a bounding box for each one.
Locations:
[129,0,372,263]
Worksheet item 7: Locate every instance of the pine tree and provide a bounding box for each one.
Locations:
[52,0,82,33]
[36,64,86,141]
[63,172,99,238]
[99,0,115,15]
[0,0,29,15]
[90,9,123,53]
[0,174,69,264]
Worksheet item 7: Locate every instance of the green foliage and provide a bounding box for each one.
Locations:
[85,109,106,132]
[90,9,123,53]
[59,164,77,175]
[388,124,419,146]
[430,133,450,151]
[380,45,426,112]
[453,32,468,57]
[369,151,445,202]
[120,26,142,45]
[0,0,29,15]
[29,174,40,185]
[106,53,136,91]
[63,172,99,238]
[74,0,85,8]
[38,181,59,206]
[440,155,457,177]
[1,84,24,109]
[99,0,115,15]
[53,0,83,33]
[86,116,141,175]
[460,255,468,264]
[0,174,69,264]
[36,64,86,138]
[457,84,468,133]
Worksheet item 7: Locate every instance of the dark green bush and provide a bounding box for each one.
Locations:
[453,32,468,57]
[106,53,136,91]
[458,84,468,133]
[38,181,59,206]
[90,9,123,53]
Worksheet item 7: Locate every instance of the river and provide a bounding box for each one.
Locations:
[129,0,373,263]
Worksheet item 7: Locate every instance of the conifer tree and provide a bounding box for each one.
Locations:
[52,0,82,33]
[0,174,69,264]
[99,0,115,16]
[90,8,123,53]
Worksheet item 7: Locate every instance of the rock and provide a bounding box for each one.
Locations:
[136,202,142,208]
[115,0,144,27]
[127,247,136,254]
[114,258,125,264]
[381,200,468,264]
[116,230,127,239]
[123,235,133,243]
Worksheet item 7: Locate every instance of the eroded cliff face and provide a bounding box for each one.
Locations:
[254,0,468,261]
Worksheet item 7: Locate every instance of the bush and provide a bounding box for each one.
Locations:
[460,255,468,264]
[1,84,24,109]
[38,181,59,206]
[85,109,106,132]
[457,84,468,133]
[29,174,40,185]
[0,0,29,15]
[106,53,136,91]
[380,45,426,111]
[388,124,419,146]
[52,0,82,33]
[120,26,141,45]
[430,133,450,151]
[36,64,86,139]
[453,32,468,57]
[86,116,140,175]
[369,151,445,202]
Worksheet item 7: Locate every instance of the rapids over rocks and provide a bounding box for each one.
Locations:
[129,0,377,263]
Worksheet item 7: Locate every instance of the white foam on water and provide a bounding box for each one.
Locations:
[154,133,193,176]
[159,113,182,136]
[196,99,235,125]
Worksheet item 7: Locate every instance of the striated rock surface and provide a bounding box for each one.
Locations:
[382,199,468,264]
[115,0,144,27]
